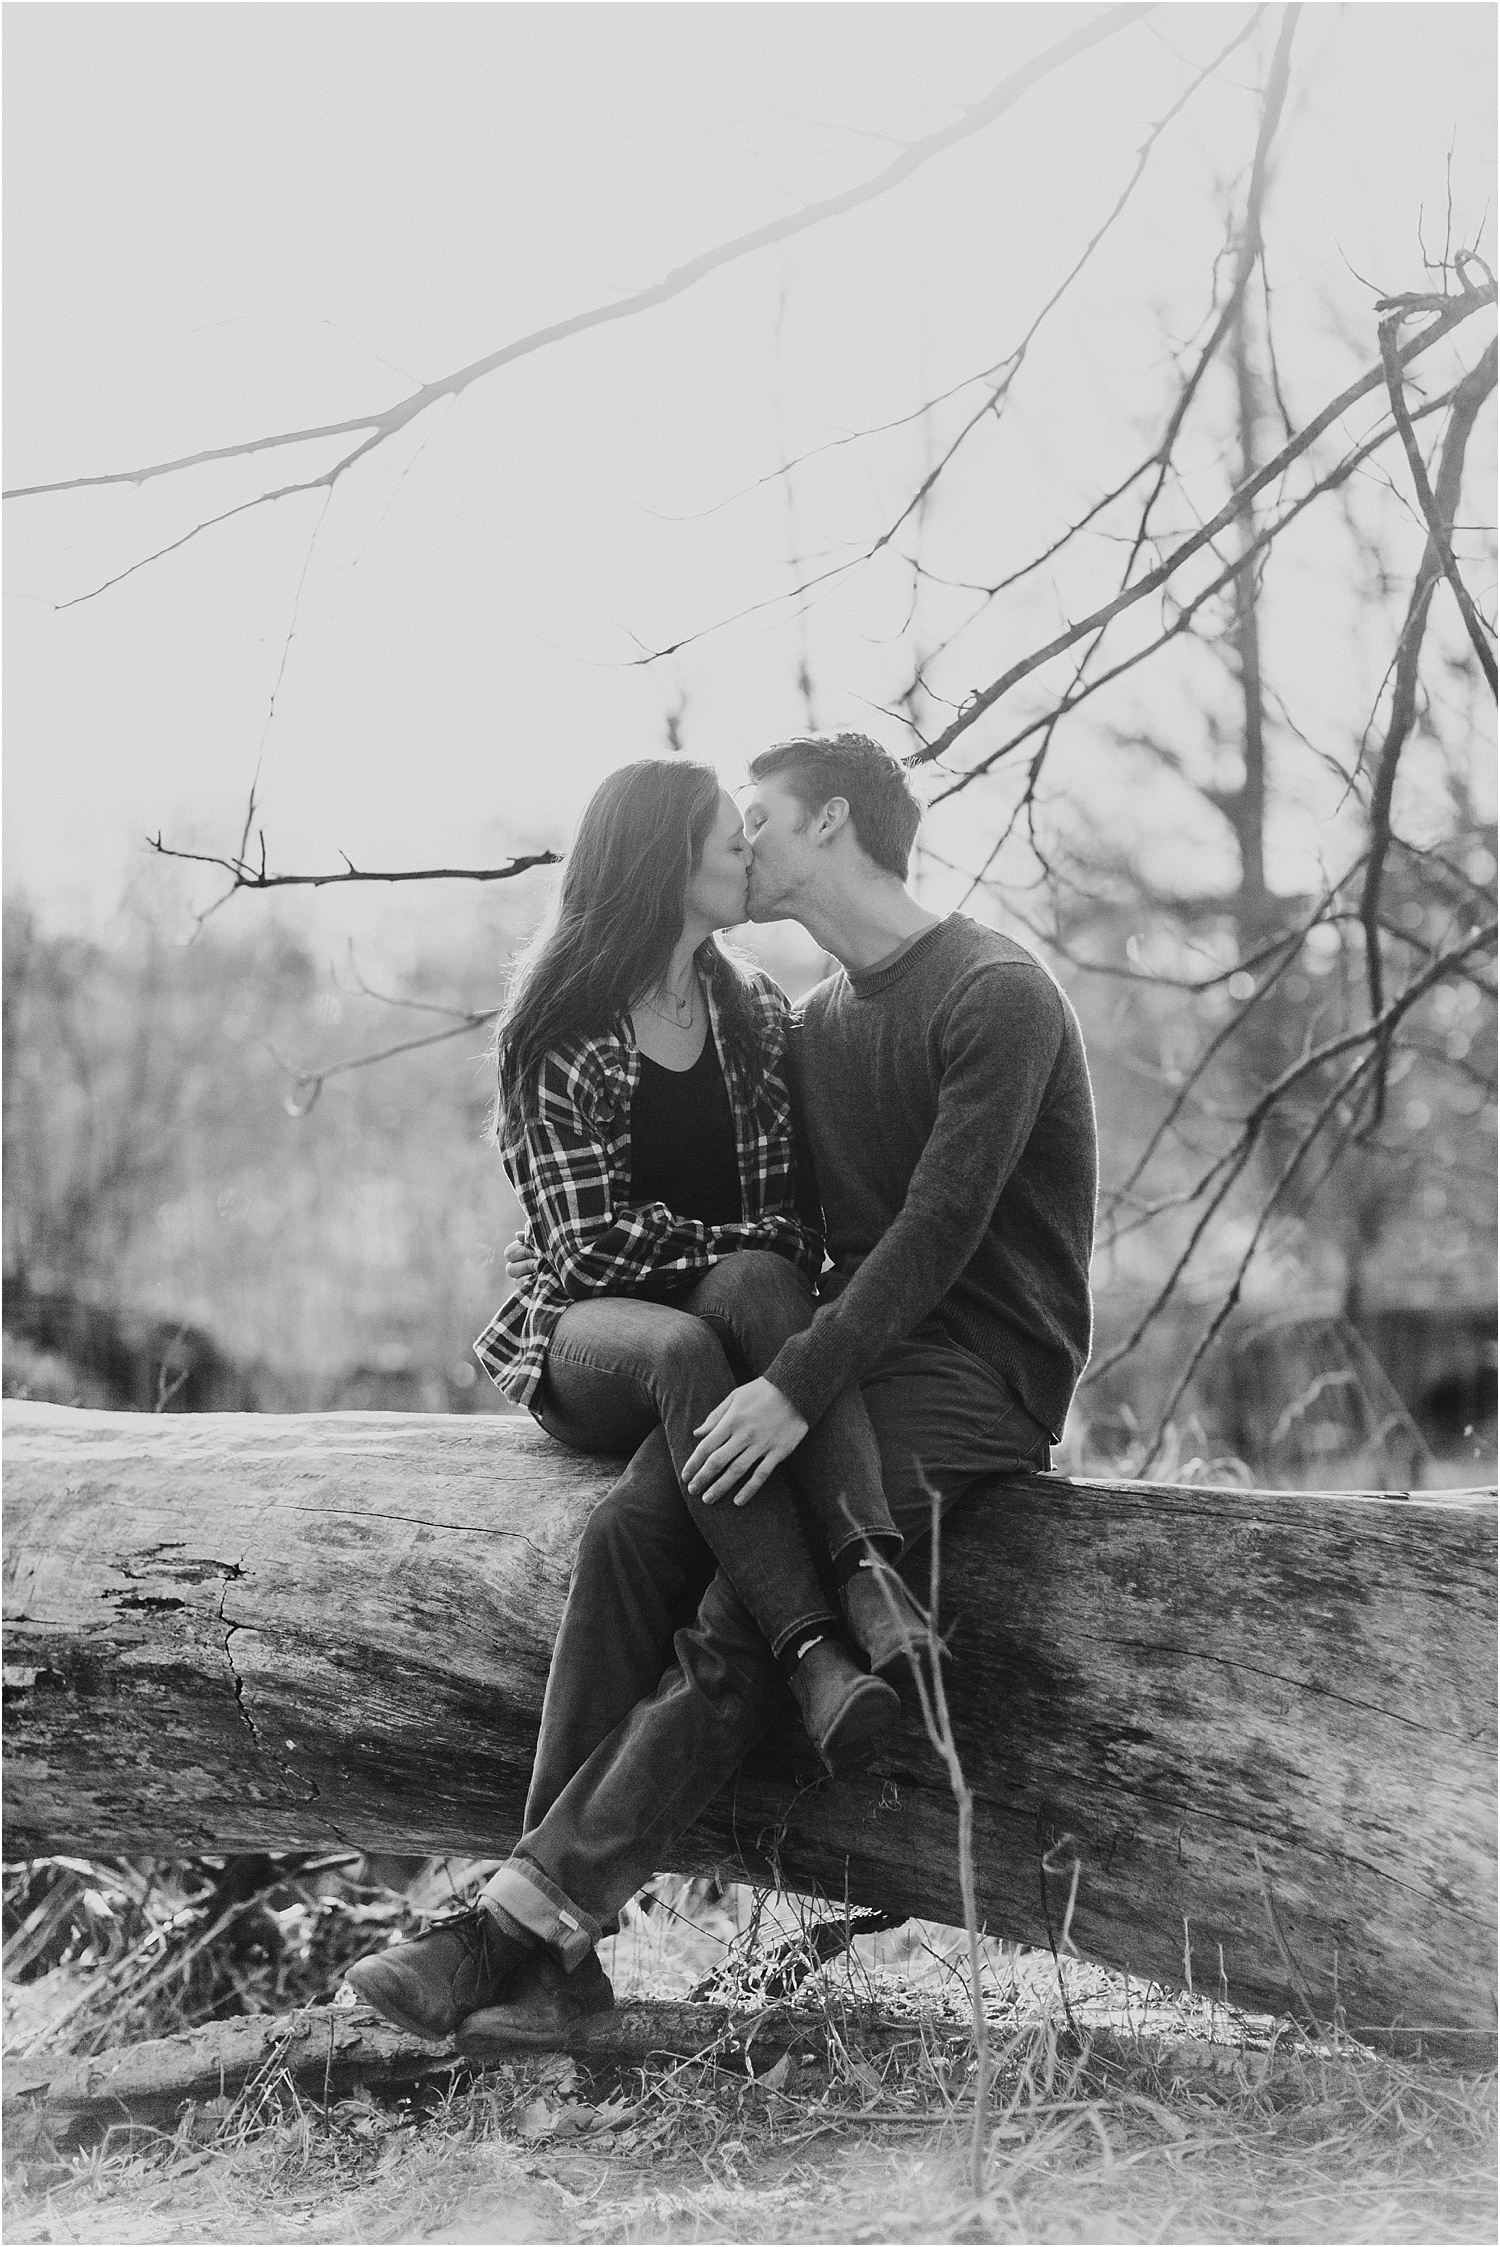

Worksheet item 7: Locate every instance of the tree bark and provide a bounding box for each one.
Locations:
[3,1403,1494,2039]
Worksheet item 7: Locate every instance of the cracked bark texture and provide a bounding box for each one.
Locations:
[2,1402,1494,2038]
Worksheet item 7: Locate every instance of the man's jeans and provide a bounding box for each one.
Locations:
[480,1317,1052,1964]
[534,1251,900,1659]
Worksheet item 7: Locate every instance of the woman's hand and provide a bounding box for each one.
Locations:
[505,1234,539,1285]
[684,1378,808,1508]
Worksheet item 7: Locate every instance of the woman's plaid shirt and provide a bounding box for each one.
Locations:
[474,968,822,1409]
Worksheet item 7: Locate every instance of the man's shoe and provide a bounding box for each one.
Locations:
[455,1947,615,2054]
[789,1638,901,1774]
[343,1907,534,2042]
[841,1560,930,1680]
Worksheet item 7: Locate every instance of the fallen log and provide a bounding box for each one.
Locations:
[3,1403,1495,2041]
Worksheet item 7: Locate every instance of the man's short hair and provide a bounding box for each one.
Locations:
[748,731,921,878]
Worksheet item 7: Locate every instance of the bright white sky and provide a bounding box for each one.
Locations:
[4,2,1495,972]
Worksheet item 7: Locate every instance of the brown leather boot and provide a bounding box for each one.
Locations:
[841,1560,930,1680]
[344,1907,534,2041]
[455,1946,616,2053]
[789,1638,901,1773]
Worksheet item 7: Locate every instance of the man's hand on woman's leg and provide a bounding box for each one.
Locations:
[684,1376,809,1506]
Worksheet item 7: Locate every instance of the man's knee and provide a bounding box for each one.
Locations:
[572,1495,632,1587]
[675,1568,784,1716]
[572,1435,699,1586]
[575,1494,680,1581]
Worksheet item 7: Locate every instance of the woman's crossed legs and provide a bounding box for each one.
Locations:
[534,1250,900,1660]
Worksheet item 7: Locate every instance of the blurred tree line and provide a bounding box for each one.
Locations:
[2,899,523,1418]
[3,872,1492,1480]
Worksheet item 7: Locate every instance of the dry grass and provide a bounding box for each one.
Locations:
[5,1869,1495,2244]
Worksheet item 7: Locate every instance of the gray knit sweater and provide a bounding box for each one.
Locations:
[765,916,1097,1440]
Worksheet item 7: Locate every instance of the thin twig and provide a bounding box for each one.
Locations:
[907,284,1495,767]
[268,1012,499,1118]
[640,9,1271,675]
[1116,5,1301,589]
[923,369,1475,805]
[1137,1044,1380,1463]
[1377,316,1498,691]
[1358,336,1497,1044]
[1085,916,1496,1384]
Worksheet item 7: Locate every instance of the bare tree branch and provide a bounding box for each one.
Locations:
[922,0,1291,763]
[922,369,1471,805]
[147,836,559,894]
[862,8,1271,577]
[633,8,1262,669]
[906,363,1463,744]
[906,283,1496,769]
[1358,335,1497,1033]
[1136,1042,1377,1469]
[1378,308,1498,692]
[1100,892,1355,1219]
[269,1012,500,1120]
[1083,916,1496,1386]
[336,945,492,1022]
[1115,3,1300,590]
[4,4,1150,530]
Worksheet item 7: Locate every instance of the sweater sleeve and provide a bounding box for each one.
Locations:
[763,964,1065,1426]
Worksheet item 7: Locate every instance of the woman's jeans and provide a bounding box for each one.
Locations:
[532,1250,901,1660]
[479,1315,1054,1958]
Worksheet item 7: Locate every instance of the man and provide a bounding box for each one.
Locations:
[347,732,1097,2041]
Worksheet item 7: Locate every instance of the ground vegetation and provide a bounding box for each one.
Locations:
[3,1860,1494,2244]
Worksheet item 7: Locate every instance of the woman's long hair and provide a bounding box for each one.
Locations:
[492,759,761,1145]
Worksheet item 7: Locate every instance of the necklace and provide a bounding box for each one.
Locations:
[641,985,698,1031]
[642,971,698,1028]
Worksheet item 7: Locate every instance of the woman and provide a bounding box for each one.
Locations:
[475,758,918,1772]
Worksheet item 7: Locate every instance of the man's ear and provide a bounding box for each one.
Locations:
[814,795,851,844]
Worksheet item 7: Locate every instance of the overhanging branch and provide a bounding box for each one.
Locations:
[147,835,560,893]
[923,370,1471,806]
[906,283,1497,768]
[1378,289,1498,694]
[5,5,1150,516]
[1358,334,1498,1032]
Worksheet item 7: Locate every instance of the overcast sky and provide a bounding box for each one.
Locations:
[4,2,1494,970]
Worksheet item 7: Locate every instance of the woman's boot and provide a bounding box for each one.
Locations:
[840,1557,930,1681]
[787,1637,900,1773]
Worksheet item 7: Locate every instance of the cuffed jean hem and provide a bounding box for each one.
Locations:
[479,1859,599,1971]
[763,1604,839,1659]
[823,1524,904,1568]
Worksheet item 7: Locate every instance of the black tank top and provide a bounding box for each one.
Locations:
[629,1035,743,1227]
